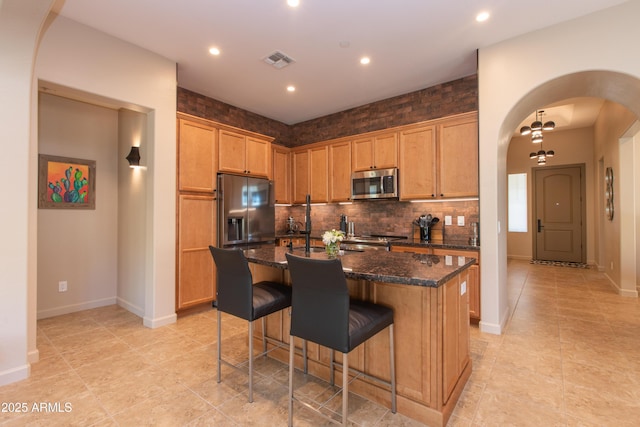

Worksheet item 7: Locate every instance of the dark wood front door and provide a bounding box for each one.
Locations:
[533,165,586,262]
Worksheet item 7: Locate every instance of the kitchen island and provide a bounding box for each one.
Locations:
[244,246,474,427]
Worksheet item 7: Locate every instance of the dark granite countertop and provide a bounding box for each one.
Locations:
[244,246,476,288]
[391,238,480,251]
[277,234,480,251]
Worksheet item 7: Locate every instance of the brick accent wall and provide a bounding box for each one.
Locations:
[278,199,479,243]
[290,75,478,147]
[177,87,292,144]
[177,74,477,147]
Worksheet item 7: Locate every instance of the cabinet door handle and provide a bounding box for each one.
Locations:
[537,219,544,232]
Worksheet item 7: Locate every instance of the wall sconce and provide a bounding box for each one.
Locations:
[126,146,141,168]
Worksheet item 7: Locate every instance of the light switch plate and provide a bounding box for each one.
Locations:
[461,281,467,295]
[444,215,452,226]
[457,215,465,226]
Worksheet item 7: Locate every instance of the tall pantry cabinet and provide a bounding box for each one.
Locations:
[176,113,274,312]
[176,117,217,311]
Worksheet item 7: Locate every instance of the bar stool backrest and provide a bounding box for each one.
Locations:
[285,253,350,353]
[209,247,253,320]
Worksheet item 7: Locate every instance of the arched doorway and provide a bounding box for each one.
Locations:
[479,68,640,335]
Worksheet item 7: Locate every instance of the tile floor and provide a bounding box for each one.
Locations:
[2,259,640,426]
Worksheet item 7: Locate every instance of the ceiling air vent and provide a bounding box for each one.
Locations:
[263,50,295,69]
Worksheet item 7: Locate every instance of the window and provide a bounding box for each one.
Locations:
[508,173,527,232]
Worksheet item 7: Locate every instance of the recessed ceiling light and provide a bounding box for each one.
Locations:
[476,11,490,22]
[287,85,296,92]
[287,0,300,7]
[209,47,220,55]
[360,57,370,65]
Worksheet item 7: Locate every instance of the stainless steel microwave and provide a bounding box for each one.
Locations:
[351,168,398,200]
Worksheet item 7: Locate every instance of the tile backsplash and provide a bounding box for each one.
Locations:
[276,199,479,242]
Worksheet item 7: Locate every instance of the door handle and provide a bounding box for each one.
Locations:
[537,219,544,232]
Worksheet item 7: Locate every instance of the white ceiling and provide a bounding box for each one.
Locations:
[55,0,625,126]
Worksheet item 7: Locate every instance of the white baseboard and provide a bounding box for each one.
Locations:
[479,305,511,335]
[37,297,117,320]
[28,348,39,364]
[116,297,144,318]
[0,364,30,386]
[507,255,531,261]
[143,312,177,329]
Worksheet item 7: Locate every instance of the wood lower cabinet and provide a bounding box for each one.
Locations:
[277,237,322,247]
[432,248,480,322]
[176,194,216,310]
[391,245,480,321]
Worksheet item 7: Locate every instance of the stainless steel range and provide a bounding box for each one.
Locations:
[341,234,407,251]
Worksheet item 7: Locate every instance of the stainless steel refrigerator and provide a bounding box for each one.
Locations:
[217,174,275,249]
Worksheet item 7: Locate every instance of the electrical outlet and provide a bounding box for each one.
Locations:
[461,281,467,295]
[444,215,452,226]
[457,215,465,226]
[58,281,67,292]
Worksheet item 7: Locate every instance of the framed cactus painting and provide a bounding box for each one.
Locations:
[38,154,96,209]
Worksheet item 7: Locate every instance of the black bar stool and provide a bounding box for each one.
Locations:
[285,253,396,426]
[209,246,292,403]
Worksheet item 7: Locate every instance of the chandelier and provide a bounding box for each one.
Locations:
[521,110,556,165]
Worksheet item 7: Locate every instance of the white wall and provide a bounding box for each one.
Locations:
[593,101,637,293]
[37,94,119,318]
[117,109,148,315]
[34,14,178,330]
[507,127,596,263]
[0,0,55,386]
[478,1,640,334]
[0,3,177,385]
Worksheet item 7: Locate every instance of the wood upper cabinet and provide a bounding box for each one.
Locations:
[292,149,309,204]
[438,115,478,198]
[292,145,329,204]
[177,194,216,310]
[309,145,329,203]
[177,118,217,193]
[399,125,437,200]
[329,140,352,202]
[399,113,478,200]
[218,129,271,178]
[352,132,398,171]
[272,145,291,204]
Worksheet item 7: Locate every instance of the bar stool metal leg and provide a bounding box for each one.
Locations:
[342,352,348,426]
[330,350,335,386]
[262,317,267,353]
[390,324,396,413]
[288,338,295,427]
[248,320,254,403]
[303,339,308,374]
[217,309,222,383]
